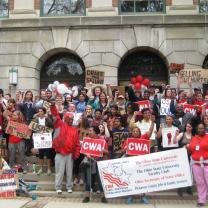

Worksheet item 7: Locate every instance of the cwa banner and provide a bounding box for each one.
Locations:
[98,148,192,198]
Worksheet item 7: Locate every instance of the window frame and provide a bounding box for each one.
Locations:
[0,0,9,18]
[118,0,166,15]
[40,0,86,17]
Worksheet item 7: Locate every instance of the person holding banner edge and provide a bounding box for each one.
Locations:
[82,126,108,203]
[123,116,155,204]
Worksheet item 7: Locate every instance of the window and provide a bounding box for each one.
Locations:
[41,0,85,16]
[120,0,165,14]
[200,0,208,13]
[0,0,8,17]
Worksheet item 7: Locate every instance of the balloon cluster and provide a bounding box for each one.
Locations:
[48,81,79,97]
[130,74,150,90]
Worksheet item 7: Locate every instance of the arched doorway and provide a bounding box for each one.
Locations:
[40,51,85,89]
[118,47,169,85]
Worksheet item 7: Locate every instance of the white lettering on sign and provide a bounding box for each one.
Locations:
[128,143,149,152]
[83,142,102,152]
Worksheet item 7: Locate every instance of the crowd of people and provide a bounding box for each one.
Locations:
[0,76,208,206]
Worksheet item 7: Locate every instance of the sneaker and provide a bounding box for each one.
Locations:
[37,168,43,176]
[73,178,79,185]
[23,170,27,174]
[79,179,84,185]
[197,203,205,207]
[177,189,183,197]
[82,197,90,203]
[101,197,108,203]
[47,169,51,176]
[140,196,149,204]
[67,189,73,193]
[126,197,133,204]
[56,190,62,194]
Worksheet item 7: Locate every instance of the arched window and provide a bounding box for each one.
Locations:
[118,48,168,85]
[40,52,85,89]
[203,55,208,69]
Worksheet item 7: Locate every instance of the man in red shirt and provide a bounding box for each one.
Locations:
[51,104,80,194]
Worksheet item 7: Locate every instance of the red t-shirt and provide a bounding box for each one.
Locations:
[9,135,23,143]
[189,134,208,161]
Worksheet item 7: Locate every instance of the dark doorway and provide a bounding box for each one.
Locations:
[40,52,85,89]
[118,47,169,86]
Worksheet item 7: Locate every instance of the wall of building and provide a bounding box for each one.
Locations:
[0,0,207,95]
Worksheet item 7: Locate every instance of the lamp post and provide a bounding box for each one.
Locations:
[9,67,18,86]
[9,67,18,95]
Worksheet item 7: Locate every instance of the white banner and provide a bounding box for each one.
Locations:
[98,148,192,198]
[33,133,52,149]
[162,126,179,148]
[160,99,171,115]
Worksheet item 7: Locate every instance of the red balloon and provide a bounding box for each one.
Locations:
[136,75,143,83]
[142,78,150,87]
[135,82,141,90]
[130,77,137,84]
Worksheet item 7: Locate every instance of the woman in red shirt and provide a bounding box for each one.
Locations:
[188,123,208,207]
[8,111,27,173]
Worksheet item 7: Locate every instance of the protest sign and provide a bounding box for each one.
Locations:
[170,63,185,72]
[160,99,171,115]
[6,120,32,139]
[86,70,105,85]
[33,133,52,149]
[43,101,51,111]
[183,104,196,115]
[126,138,150,156]
[162,126,179,148]
[29,121,53,133]
[80,138,106,157]
[113,131,129,152]
[111,86,125,97]
[179,69,208,84]
[135,100,151,112]
[98,148,192,198]
[137,122,156,140]
[0,169,18,198]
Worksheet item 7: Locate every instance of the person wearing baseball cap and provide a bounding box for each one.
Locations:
[50,103,80,194]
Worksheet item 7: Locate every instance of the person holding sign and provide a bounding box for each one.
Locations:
[82,126,108,203]
[157,115,180,151]
[50,104,80,194]
[188,123,208,207]
[32,107,54,176]
[123,118,154,204]
[7,111,27,174]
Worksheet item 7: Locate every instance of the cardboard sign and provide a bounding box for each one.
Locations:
[179,69,208,84]
[170,63,184,72]
[29,121,53,133]
[126,138,150,156]
[183,104,196,115]
[113,131,129,152]
[33,133,52,149]
[43,101,51,111]
[160,99,171,115]
[98,148,192,198]
[135,100,151,111]
[162,126,179,148]
[6,120,32,139]
[0,169,18,199]
[80,137,106,157]
[86,70,105,85]
[111,86,126,97]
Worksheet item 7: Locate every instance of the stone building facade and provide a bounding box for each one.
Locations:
[0,0,208,95]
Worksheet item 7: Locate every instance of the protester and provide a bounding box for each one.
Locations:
[50,103,80,194]
[188,123,208,207]
[32,107,54,175]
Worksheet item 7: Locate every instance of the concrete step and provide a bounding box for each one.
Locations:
[29,190,198,200]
